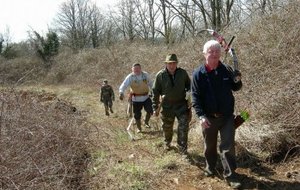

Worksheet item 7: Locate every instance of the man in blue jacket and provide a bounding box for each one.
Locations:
[191,40,242,189]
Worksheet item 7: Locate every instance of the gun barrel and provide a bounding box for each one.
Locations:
[229,48,239,71]
[155,95,165,115]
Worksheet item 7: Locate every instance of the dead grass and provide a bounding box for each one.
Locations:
[0,88,91,189]
[234,1,300,161]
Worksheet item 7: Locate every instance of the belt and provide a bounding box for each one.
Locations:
[131,93,148,97]
[164,99,186,104]
[208,113,223,118]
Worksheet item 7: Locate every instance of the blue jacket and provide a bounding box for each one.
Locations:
[191,62,242,118]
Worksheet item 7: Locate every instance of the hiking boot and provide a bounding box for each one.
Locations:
[145,122,151,128]
[110,108,114,113]
[136,119,142,132]
[177,146,188,155]
[164,143,172,151]
[181,154,190,162]
[226,176,242,189]
[144,113,151,128]
[204,169,215,177]
[105,111,109,116]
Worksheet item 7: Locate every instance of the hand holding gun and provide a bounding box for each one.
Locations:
[154,95,165,117]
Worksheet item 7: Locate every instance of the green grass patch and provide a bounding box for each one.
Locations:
[110,162,148,190]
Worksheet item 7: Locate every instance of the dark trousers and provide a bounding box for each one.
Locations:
[132,97,153,121]
[103,99,113,111]
[202,115,236,177]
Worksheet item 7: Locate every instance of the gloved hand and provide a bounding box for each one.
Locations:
[233,70,242,83]
[119,93,124,101]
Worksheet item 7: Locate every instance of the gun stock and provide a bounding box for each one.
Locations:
[155,95,165,116]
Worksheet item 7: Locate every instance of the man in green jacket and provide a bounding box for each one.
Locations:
[152,54,191,155]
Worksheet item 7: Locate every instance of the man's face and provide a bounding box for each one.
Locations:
[205,46,221,64]
[166,62,177,73]
[132,65,142,75]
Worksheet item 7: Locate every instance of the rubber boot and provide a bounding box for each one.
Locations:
[144,112,151,128]
[105,106,109,116]
[136,119,142,133]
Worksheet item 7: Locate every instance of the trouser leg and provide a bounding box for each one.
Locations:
[108,100,113,113]
[144,98,153,126]
[145,112,151,126]
[202,118,219,171]
[133,101,143,131]
[177,113,189,154]
[161,114,175,146]
[219,115,236,177]
[136,119,142,131]
[103,101,109,116]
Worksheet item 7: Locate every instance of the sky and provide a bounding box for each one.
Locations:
[0,0,116,42]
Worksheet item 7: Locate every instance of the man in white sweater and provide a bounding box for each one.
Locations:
[119,63,153,132]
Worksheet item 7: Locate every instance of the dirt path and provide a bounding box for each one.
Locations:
[19,85,300,190]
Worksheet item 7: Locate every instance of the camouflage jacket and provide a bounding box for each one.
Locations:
[100,85,115,101]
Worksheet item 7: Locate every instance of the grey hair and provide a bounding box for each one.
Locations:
[203,40,221,54]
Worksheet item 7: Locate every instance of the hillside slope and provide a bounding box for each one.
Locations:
[12,84,299,190]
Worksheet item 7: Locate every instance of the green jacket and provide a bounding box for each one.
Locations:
[100,84,115,101]
[152,67,191,111]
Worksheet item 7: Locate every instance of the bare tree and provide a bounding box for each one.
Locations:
[76,0,92,47]
[250,0,282,15]
[55,0,93,50]
[157,0,178,44]
[134,0,160,42]
[114,0,137,41]
[148,0,160,42]
[0,27,17,59]
[89,3,106,48]
[0,34,4,54]
[51,0,288,46]
[190,0,235,31]
[192,0,209,29]
[165,0,199,40]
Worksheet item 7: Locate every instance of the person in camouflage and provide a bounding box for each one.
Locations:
[100,79,115,116]
[152,54,191,155]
